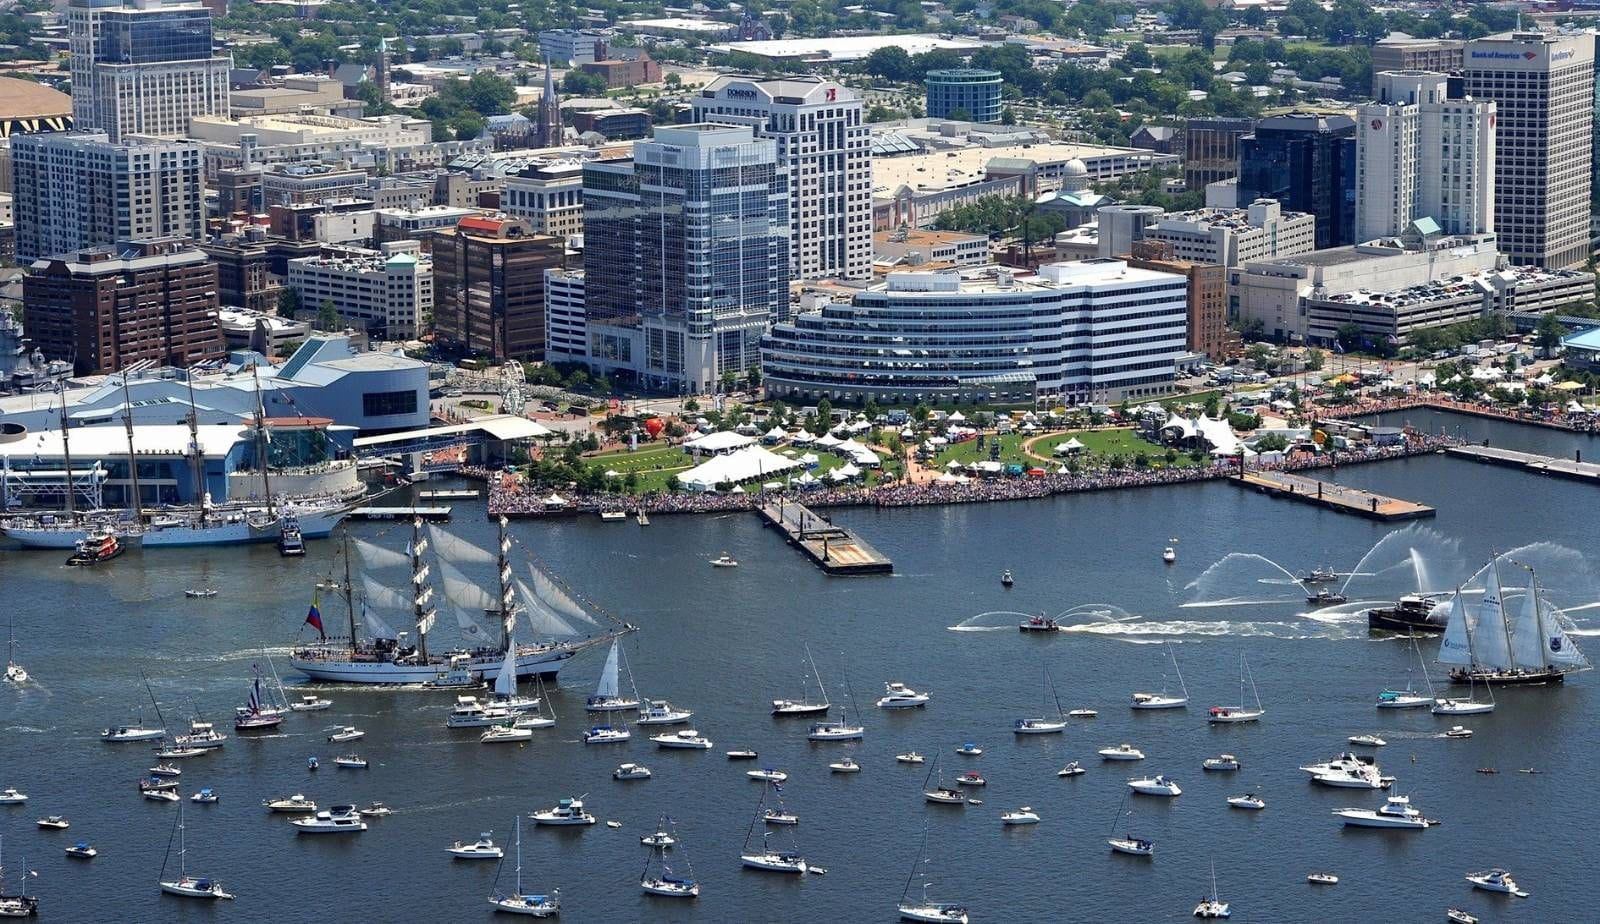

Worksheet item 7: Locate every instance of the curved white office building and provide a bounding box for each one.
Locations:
[762,260,1188,405]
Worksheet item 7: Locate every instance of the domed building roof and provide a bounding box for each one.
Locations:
[1063,157,1089,176]
[1062,157,1091,192]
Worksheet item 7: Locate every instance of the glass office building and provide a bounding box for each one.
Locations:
[925,69,1004,123]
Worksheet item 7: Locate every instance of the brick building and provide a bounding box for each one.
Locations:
[431,216,563,361]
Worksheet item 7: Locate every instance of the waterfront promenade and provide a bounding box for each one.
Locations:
[1323,394,1600,432]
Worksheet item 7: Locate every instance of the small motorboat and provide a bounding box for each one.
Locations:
[613,763,652,781]
[1127,775,1182,797]
[143,788,179,802]
[1162,546,1176,564]
[0,788,28,805]
[1000,570,1014,587]
[190,789,218,804]
[829,758,861,773]
[154,746,206,760]
[1443,725,1474,739]
[726,750,758,760]
[955,771,986,787]
[640,830,675,848]
[263,794,316,813]
[1476,767,1498,775]
[876,682,930,709]
[1227,794,1266,811]
[1202,754,1241,772]
[531,797,596,826]
[139,776,179,792]
[747,768,788,783]
[1348,734,1387,747]
[1069,709,1098,718]
[149,764,182,777]
[1018,615,1059,632]
[1057,761,1086,778]
[896,752,925,764]
[36,815,69,830]
[357,802,392,817]
[65,842,97,859]
[1446,910,1479,924]
[605,821,622,829]
[1307,588,1348,607]
[1519,768,1541,775]
[184,588,218,599]
[762,809,799,826]
[1098,744,1145,761]
[307,757,319,771]
[480,725,534,744]
[1465,868,1527,897]
[1001,806,1039,825]
[326,725,364,743]
[584,725,631,745]
[290,695,332,712]
[446,833,503,859]
[651,729,713,749]
[710,555,739,568]
[955,743,983,756]
[334,754,369,768]
[1306,872,1339,885]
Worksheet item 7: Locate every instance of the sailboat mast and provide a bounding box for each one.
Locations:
[902,825,928,902]
[58,388,75,518]
[142,669,168,733]
[1491,556,1517,672]
[250,365,274,517]
[411,516,434,661]
[498,515,516,653]
[1171,644,1188,698]
[119,372,143,521]
[342,526,357,649]
[184,371,205,522]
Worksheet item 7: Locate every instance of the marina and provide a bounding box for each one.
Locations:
[756,500,893,574]
[1230,471,1435,521]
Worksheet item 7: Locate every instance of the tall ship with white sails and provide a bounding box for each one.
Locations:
[1438,557,1588,686]
[289,515,631,684]
[1,365,355,549]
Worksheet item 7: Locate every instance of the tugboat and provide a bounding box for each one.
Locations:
[1306,588,1348,607]
[1298,567,1339,584]
[1367,594,1446,634]
[277,515,305,557]
[66,527,124,566]
[1000,570,1014,587]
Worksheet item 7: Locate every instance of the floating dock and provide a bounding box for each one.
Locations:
[757,501,893,575]
[350,506,452,521]
[1446,445,1600,484]
[419,489,480,500]
[1231,472,1434,521]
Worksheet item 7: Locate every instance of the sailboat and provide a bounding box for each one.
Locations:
[1375,635,1433,709]
[1130,642,1188,709]
[0,835,39,917]
[586,639,640,712]
[290,517,631,685]
[1192,860,1230,918]
[1440,558,1589,686]
[488,817,560,916]
[104,670,168,741]
[233,661,286,730]
[640,815,698,898]
[922,756,966,805]
[772,644,831,716]
[1207,655,1264,723]
[897,826,968,923]
[739,785,817,874]
[1107,790,1154,857]
[806,666,864,741]
[3,618,27,685]
[1013,663,1068,734]
[158,801,233,900]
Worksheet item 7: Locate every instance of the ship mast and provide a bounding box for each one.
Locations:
[410,515,435,661]
[498,514,517,653]
[118,371,143,522]
[250,365,275,517]
[184,371,205,524]
[342,525,358,652]
[57,386,74,519]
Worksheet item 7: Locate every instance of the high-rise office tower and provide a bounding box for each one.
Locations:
[432,216,563,362]
[692,75,871,281]
[10,132,204,263]
[1238,113,1358,249]
[1183,117,1254,192]
[1464,31,1594,269]
[69,0,230,141]
[583,124,790,393]
[1356,71,1496,241]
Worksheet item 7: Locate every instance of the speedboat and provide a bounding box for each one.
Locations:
[531,797,595,826]
[1202,754,1241,772]
[639,830,675,848]
[726,750,758,760]
[651,729,713,749]
[149,764,182,778]
[1333,794,1435,829]
[36,815,69,830]
[1447,910,1479,924]
[1013,717,1066,735]
[829,758,860,773]
[1108,835,1154,856]
[64,842,97,859]
[1306,872,1338,885]
[1376,689,1431,709]
[1227,794,1265,810]
[1162,546,1176,564]
[0,788,28,804]
[636,700,694,726]
[613,763,652,781]
[762,808,799,825]
[447,833,503,859]
[1000,570,1014,587]
[710,554,739,568]
[357,802,392,817]
[923,786,966,805]
[290,694,332,712]
[184,588,218,599]
[143,788,180,802]
[876,682,930,709]
[955,771,986,787]
[896,752,925,765]
[747,768,788,783]
[190,789,218,804]
[160,876,234,900]
[899,901,969,923]
[326,725,364,743]
[154,746,206,760]
[1444,725,1474,739]
[740,850,811,874]
[139,776,179,792]
[1099,744,1145,761]
[1465,868,1527,897]
[291,805,368,834]
[334,754,369,768]
[1128,775,1182,797]
[1001,806,1039,825]
[1348,734,1387,747]
[584,725,631,745]
[102,725,166,742]
[481,725,534,744]
[955,743,983,756]
[806,720,863,741]
[263,794,316,813]
[1057,761,1086,778]
[1018,615,1059,632]
[1069,709,1098,718]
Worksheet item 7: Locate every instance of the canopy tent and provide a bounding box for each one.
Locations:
[834,438,880,467]
[814,433,844,448]
[1554,380,1585,392]
[1054,436,1086,455]
[1193,415,1244,456]
[947,411,966,422]
[542,493,568,506]
[799,452,819,466]
[789,432,815,445]
[603,469,621,478]
[734,423,760,436]
[675,445,803,492]
[763,426,788,443]
[1161,413,1198,441]
[683,430,755,455]
[945,459,964,469]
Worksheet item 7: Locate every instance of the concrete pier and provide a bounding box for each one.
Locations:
[1446,445,1600,484]
[1231,471,1434,521]
[350,506,453,521]
[758,501,893,575]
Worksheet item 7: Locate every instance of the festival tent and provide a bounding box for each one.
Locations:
[675,445,803,492]
[947,411,966,422]
[945,459,964,469]
[814,433,844,448]
[1054,436,1086,455]
[543,493,568,506]
[800,453,820,466]
[789,432,815,445]
[763,427,788,443]
[835,439,880,467]
[1193,415,1244,456]
[603,469,621,478]
[684,430,755,455]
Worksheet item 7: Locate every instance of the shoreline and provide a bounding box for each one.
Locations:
[1324,395,1600,433]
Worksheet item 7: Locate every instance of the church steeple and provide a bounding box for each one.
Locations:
[537,59,561,148]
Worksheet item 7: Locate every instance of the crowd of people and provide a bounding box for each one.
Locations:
[1321,393,1600,433]
[486,433,1461,518]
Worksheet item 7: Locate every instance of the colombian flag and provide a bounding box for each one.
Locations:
[304,594,325,640]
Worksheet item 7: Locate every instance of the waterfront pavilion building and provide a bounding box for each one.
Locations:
[761,260,1188,405]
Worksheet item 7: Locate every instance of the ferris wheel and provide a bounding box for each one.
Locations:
[499,361,526,415]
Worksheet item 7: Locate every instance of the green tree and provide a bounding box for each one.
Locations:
[1536,311,1567,357]
[316,299,339,331]
[812,398,834,435]
[1304,347,1325,372]
[746,365,763,388]
[278,287,302,315]
[862,45,914,82]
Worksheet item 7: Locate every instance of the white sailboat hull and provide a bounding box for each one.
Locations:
[1130,696,1187,710]
[740,854,809,874]
[1207,710,1263,724]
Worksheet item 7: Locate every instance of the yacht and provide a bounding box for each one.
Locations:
[333,754,368,768]
[4,623,27,686]
[1227,794,1265,810]
[447,833,504,859]
[829,758,860,773]
[143,788,180,803]
[1306,872,1339,885]
[1310,766,1393,789]
[1348,734,1387,747]
[1127,775,1182,797]
[36,816,68,830]
[1070,708,1098,718]
[446,696,520,729]
[636,700,694,726]
[876,682,930,709]
[531,798,595,826]
[807,719,864,741]
[613,763,652,781]
[1099,744,1145,761]
[233,664,285,731]
[922,758,967,806]
[583,724,630,745]
[1376,689,1431,709]
[357,803,392,817]
[896,752,925,765]
[290,694,332,712]
[1334,794,1436,829]
[153,746,205,760]
[326,726,364,743]
[1015,663,1068,733]
[652,729,713,749]
[1465,868,1527,897]
[292,806,367,834]
[262,794,316,813]
[1202,754,1241,772]
[488,818,559,916]
[0,790,28,805]
[1106,791,1152,856]
[148,764,181,778]
[1000,806,1040,825]
[157,803,232,901]
[481,724,533,744]
[762,808,799,826]
[640,875,698,899]
[1432,674,1495,715]
[747,768,787,783]
[741,848,812,874]
[190,789,218,804]
[709,553,738,568]
[899,899,969,923]
[172,719,226,750]
[64,842,97,859]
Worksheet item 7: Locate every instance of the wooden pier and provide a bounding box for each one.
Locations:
[1446,445,1600,484]
[1231,471,1434,521]
[757,501,893,575]
[350,505,453,521]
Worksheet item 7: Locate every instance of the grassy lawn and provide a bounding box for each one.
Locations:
[932,433,1036,468]
[583,441,880,493]
[1033,428,1209,467]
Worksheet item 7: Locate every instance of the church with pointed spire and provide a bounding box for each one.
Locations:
[535,60,561,148]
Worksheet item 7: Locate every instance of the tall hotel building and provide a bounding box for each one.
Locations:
[692,76,872,282]
[1356,71,1496,241]
[1463,31,1594,268]
[69,0,231,141]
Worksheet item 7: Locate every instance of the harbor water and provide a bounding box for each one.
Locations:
[3,409,1599,922]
